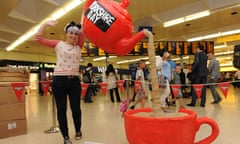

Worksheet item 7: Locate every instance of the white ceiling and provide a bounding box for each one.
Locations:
[0,0,240,67]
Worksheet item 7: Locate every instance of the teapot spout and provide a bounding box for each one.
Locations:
[113,30,146,56]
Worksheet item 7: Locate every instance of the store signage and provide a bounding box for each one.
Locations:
[97,66,106,73]
[7,64,39,70]
[85,1,116,32]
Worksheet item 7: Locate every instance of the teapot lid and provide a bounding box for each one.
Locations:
[111,0,132,22]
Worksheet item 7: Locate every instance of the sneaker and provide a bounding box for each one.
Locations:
[64,137,72,144]
[75,131,82,140]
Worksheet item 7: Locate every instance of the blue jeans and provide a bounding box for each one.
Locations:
[52,76,81,138]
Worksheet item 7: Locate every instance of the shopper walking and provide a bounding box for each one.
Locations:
[187,45,208,107]
[103,64,121,103]
[208,52,221,104]
[156,51,171,111]
[130,60,147,109]
[35,20,83,144]
[130,76,146,109]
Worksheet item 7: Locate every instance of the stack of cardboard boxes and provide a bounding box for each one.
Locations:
[0,67,29,138]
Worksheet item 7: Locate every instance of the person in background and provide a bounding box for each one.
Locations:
[35,20,83,144]
[208,52,221,104]
[187,67,197,99]
[179,68,186,94]
[130,76,146,109]
[187,45,208,107]
[234,70,240,88]
[103,64,121,103]
[156,51,171,111]
[84,63,94,103]
[130,59,147,109]
[173,65,183,98]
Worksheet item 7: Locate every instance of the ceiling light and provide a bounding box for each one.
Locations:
[172,56,189,61]
[185,10,210,21]
[163,10,210,28]
[215,51,233,56]
[221,29,240,36]
[187,29,240,41]
[6,0,84,51]
[93,56,117,61]
[220,63,233,67]
[187,36,203,42]
[214,44,227,49]
[203,33,221,39]
[163,18,185,27]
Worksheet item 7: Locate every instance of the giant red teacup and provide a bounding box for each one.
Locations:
[83,0,146,56]
[124,108,219,144]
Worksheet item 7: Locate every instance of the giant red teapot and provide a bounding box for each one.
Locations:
[82,0,146,56]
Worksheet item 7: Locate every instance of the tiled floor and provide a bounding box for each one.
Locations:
[0,86,240,144]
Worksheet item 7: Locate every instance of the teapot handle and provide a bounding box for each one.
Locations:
[195,117,219,144]
[120,0,130,8]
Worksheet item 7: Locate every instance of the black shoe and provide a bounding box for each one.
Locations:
[200,104,205,107]
[64,137,72,144]
[187,103,195,107]
[85,100,93,103]
[130,105,135,109]
[217,98,222,103]
[211,101,218,104]
[211,98,222,104]
[117,100,122,103]
[75,131,82,140]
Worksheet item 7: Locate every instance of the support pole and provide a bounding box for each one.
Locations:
[42,82,59,134]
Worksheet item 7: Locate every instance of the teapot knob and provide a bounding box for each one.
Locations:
[120,0,129,8]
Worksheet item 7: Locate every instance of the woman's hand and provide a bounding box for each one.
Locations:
[45,20,58,27]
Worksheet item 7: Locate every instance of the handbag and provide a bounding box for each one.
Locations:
[82,73,90,83]
[120,98,131,112]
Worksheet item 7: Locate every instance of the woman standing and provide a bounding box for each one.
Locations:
[35,20,83,144]
[103,64,121,103]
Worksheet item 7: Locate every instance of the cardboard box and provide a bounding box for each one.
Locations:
[0,103,25,121]
[0,119,27,138]
[0,71,29,82]
[0,85,25,105]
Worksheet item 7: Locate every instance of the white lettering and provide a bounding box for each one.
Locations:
[97,66,106,73]
[87,1,116,27]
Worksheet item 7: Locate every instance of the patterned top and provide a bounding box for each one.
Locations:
[35,34,82,76]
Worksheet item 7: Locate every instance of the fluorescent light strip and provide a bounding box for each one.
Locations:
[220,63,233,67]
[6,0,84,51]
[187,29,240,41]
[214,44,227,49]
[93,56,117,61]
[172,56,189,61]
[116,57,149,64]
[215,51,233,56]
[163,10,210,28]
[163,18,184,27]
[185,10,210,21]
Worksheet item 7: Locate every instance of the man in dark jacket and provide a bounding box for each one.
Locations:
[187,45,208,107]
